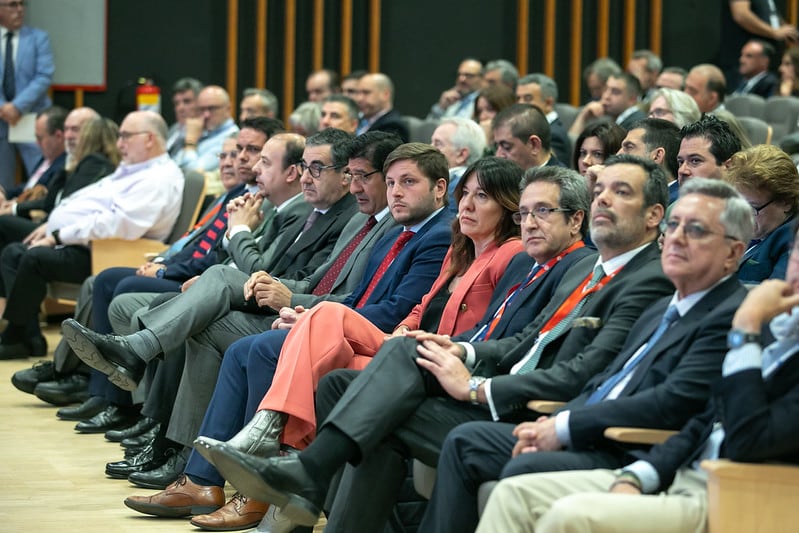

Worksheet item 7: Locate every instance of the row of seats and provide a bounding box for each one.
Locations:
[724,94,799,145]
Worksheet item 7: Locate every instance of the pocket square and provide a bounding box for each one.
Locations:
[572,317,603,329]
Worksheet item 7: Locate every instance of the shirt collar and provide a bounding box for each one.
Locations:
[595,241,650,276]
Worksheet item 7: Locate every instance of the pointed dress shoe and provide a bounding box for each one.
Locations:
[208,445,324,527]
[34,374,90,406]
[128,447,187,489]
[105,416,159,442]
[106,443,155,478]
[121,423,160,449]
[11,360,56,394]
[124,474,225,517]
[56,395,108,421]
[61,318,146,391]
[74,404,139,433]
[190,492,269,531]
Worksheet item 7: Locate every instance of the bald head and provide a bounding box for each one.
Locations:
[356,73,395,119]
[118,111,169,164]
[684,64,726,113]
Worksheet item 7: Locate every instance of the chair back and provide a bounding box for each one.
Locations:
[166,170,206,244]
[763,96,799,144]
[725,94,766,119]
[737,116,773,145]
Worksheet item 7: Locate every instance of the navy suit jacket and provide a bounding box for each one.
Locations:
[367,109,410,143]
[342,208,452,332]
[736,71,779,98]
[455,245,595,343]
[738,217,794,284]
[633,337,799,491]
[561,276,748,451]
[618,109,647,130]
[549,117,571,166]
[6,150,66,200]
[0,25,53,134]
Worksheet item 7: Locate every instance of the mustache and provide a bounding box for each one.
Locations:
[592,208,616,223]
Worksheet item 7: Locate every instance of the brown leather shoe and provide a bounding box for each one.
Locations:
[190,492,269,531]
[123,474,225,517]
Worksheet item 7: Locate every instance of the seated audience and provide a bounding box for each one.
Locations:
[654,66,687,91]
[677,114,742,185]
[779,46,799,96]
[474,84,516,146]
[571,120,625,180]
[288,102,321,137]
[582,57,622,102]
[430,117,487,211]
[570,72,646,135]
[684,64,726,114]
[428,58,484,120]
[173,86,239,172]
[493,104,566,169]
[646,87,701,128]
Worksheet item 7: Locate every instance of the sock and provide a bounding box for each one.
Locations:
[125,329,162,360]
[298,426,358,488]
[186,471,220,488]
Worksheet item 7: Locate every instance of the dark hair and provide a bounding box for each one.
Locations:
[240,116,284,139]
[343,70,367,82]
[474,84,516,121]
[323,94,359,120]
[492,103,552,150]
[631,118,681,178]
[602,154,669,210]
[306,128,355,167]
[680,114,741,165]
[383,143,450,202]
[572,120,626,171]
[523,166,591,237]
[38,106,67,134]
[609,72,642,98]
[449,157,522,275]
[348,131,403,175]
[172,77,203,96]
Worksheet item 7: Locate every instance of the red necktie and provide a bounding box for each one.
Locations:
[313,216,377,295]
[356,230,415,308]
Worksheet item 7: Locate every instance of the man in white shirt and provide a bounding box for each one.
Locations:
[0,110,184,360]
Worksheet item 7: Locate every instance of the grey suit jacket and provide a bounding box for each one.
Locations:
[289,211,399,308]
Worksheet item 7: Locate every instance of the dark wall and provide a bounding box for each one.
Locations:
[51,0,792,123]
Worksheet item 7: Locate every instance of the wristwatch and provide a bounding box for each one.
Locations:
[468,376,487,405]
[727,328,760,349]
[155,266,167,279]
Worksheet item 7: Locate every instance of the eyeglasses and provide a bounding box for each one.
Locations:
[0,1,25,8]
[750,198,775,216]
[299,160,340,179]
[199,105,224,113]
[512,207,571,225]
[118,131,149,141]
[344,169,381,184]
[648,107,673,119]
[218,151,238,160]
[663,219,739,241]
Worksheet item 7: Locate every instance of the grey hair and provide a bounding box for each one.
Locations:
[485,59,519,86]
[631,49,663,73]
[172,77,203,95]
[243,87,279,115]
[439,117,487,165]
[522,166,591,236]
[519,73,559,101]
[289,102,322,136]
[649,88,700,128]
[679,177,754,243]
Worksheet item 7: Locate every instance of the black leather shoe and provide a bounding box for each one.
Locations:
[74,404,139,433]
[122,423,160,449]
[128,448,188,489]
[34,374,90,406]
[106,443,156,478]
[61,318,146,391]
[11,360,57,394]
[56,395,108,421]
[105,417,159,442]
[208,446,324,527]
[0,335,47,360]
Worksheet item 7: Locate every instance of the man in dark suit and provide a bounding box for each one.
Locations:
[515,73,571,165]
[478,256,799,532]
[616,118,681,205]
[569,72,646,136]
[202,155,678,530]
[0,0,54,189]
[493,104,567,170]
[419,177,752,533]
[353,73,409,142]
[733,39,780,97]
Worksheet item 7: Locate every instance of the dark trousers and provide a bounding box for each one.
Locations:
[314,336,489,533]
[0,215,38,277]
[417,420,625,533]
[185,330,285,486]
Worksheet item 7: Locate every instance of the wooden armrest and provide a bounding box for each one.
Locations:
[29,209,47,223]
[603,427,677,445]
[701,459,799,482]
[90,238,166,273]
[527,400,566,414]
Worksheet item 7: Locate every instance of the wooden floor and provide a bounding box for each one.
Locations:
[0,324,325,533]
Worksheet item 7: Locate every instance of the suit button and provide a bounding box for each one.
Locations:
[460,304,468,312]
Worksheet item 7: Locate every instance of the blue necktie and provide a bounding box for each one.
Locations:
[585,304,680,404]
[3,32,14,101]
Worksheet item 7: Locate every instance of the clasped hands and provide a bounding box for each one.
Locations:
[227,192,264,232]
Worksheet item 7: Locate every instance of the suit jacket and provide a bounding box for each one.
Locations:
[454,245,595,343]
[483,242,675,419]
[738,216,794,284]
[266,193,358,280]
[289,211,399,308]
[560,276,748,450]
[16,153,113,219]
[667,181,679,206]
[5,151,65,199]
[618,108,647,130]
[341,208,453,332]
[221,194,312,274]
[549,117,572,166]
[634,342,799,491]
[0,25,53,120]
[737,71,779,98]
[367,109,410,143]
[398,239,523,336]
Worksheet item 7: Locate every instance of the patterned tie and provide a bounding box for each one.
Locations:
[313,216,377,295]
[584,304,680,404]
[302,210,321,233]
[517,264,605,374]
[356,230,415,308]
[471,265,542,342]
[3,32,14,101]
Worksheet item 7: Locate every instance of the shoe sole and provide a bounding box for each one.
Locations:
[36,389,90,408]
[207,444,319,527]
[126,476,174,490]
[188,516,264,531]
[62,321,139,392]
[123,498,219,518]
[193,437,223,469]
